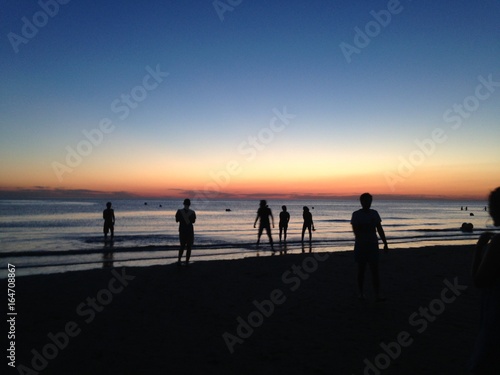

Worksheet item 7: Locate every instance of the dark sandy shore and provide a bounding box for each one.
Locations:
[9,245,481,374]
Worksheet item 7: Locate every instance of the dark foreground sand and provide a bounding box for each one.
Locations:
[10,245,481,375]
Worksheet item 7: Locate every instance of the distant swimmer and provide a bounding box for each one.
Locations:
[461,223,474,233]
[103,202,115,241]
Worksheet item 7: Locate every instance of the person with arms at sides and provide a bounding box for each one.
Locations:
[175,198,196,266]
[350,193,388,301]
[103,202,115,241]
[279,205,290,242]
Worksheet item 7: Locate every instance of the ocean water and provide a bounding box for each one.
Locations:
[0,198,495,277]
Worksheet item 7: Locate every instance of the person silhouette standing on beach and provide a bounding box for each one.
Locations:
[350,193,388,301]
[301,206,315,243]
[103,202,115,241]
[175,198,196,266]
[470,187,500,374]
[254,200,274,250]
[279,205,290,242]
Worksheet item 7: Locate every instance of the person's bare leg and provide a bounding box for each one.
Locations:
[266,227,274,251]
[178,240,185,265]
[186,244,191,265]
[257,227,263,247]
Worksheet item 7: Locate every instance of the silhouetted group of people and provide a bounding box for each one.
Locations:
[102,195,389,286]
[251,196,387,301]
[102,188,500,372]
[102,199,197,266]
[253,200,316,251]
[174,195,389,302]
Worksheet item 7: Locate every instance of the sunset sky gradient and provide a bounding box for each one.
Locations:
[1,0,499,200]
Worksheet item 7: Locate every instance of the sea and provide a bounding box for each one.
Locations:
[0,198,496,278]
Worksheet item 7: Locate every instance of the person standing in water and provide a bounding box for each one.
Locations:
[254,200,274,250]
[103,202,115,241]
[350,193,388,301]
[279,205,290,242]
[175,198,196,266]
[301,206,315,243]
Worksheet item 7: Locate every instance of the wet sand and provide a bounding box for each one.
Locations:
[11,245,480,374]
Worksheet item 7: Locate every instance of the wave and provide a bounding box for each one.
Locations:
[413,228,484,233]
[81,234,179,244]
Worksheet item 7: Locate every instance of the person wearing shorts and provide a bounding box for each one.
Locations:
[351,193,388,301]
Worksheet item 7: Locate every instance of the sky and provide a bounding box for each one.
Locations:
[1,0,499,200]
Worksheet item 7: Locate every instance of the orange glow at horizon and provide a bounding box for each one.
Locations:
[1,152,497,200]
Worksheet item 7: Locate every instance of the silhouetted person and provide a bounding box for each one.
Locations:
[301,206,315,243]
[279,205,290,242]
[103,202,115,241]
[254,200,274,250]
[470,187,500,374]
[351,193,388,301]
[175,198,196,266]
[103,225,114,268]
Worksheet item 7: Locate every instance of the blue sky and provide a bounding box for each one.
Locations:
[1,0,499,198]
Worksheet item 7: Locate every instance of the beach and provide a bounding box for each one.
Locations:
[10,245,481,374]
